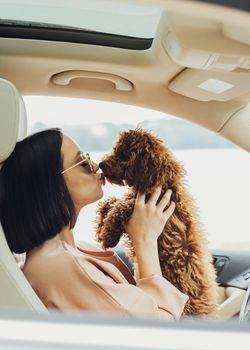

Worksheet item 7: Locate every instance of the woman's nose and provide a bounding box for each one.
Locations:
[93,161,99,173]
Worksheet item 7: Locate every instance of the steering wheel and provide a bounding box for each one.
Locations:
[239,282,250,322]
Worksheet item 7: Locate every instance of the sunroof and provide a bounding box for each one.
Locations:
[0,0,162,38]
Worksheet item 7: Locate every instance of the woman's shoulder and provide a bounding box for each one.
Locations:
[23,238,74,271]
[23,237,118,283]
[24,238,104,274]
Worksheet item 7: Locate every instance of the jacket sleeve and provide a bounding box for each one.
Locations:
[47,252,188,321]
[135,274,188,320]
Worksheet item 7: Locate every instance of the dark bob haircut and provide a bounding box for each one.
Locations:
[0,128,76,253]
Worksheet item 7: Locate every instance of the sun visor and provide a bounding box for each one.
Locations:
[168,69,250,102]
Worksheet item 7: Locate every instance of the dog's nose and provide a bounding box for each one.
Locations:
[99,162,106,170]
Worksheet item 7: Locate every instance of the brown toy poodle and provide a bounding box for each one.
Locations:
[96,128,218,316]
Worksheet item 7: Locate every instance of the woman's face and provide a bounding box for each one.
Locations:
[61,134,104,213]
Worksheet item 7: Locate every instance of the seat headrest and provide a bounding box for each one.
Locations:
[0,80,48,312]
[0,78,27,164]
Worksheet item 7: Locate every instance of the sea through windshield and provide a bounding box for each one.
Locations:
[24,95,250,250]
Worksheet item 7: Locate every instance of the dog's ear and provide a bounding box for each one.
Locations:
[128,145,166,192]
[124,130,185,192]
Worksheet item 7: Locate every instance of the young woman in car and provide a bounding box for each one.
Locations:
[0,128,188,320]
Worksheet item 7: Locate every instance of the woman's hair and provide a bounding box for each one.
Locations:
[0,128,76,253]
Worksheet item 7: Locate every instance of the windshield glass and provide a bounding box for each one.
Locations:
[24,96,250,250]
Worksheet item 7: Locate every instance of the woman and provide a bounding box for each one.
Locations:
[0,128,188,320]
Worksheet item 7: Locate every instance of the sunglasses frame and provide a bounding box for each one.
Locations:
[61,152,94,174]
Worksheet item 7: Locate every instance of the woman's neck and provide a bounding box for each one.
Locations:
[56,226,76,248]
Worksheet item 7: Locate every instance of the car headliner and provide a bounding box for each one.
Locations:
[0,0,249,152]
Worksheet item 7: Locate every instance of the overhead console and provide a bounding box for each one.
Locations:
[163,16,250,101]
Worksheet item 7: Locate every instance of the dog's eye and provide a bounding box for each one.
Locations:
[117,150,129,161]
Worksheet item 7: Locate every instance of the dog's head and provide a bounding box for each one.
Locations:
[99,128,184,192]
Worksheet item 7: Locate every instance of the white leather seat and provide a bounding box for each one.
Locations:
[0,78,48,312]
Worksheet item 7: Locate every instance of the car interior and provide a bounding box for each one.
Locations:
[0,0,249,322]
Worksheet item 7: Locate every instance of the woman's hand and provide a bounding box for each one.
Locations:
[125,185,175,249]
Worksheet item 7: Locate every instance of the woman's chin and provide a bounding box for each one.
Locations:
[78,189,104,208]
[97,187,104,200]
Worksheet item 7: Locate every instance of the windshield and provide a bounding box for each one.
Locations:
[24,95,250,250]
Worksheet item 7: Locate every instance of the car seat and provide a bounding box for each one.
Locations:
[0,78,48,312]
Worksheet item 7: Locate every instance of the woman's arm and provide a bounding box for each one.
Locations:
[124,186,189,320]
[67,251,188,320]
[125,185,175,279]
[134,239,162,279]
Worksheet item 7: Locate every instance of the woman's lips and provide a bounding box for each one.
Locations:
[100,173,106,186]
[101,177,125,186]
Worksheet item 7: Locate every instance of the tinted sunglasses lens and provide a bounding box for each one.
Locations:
[78,153,89,171]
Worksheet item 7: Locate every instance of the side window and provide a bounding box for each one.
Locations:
[24,96,250,249]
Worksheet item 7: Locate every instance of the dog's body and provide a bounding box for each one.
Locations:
[96,128,218,316]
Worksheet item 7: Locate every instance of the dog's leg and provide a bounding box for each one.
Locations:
[95,198,135,250]
[95,197,120,243]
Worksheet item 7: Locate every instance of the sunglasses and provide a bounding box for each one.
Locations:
[62,152,95,174]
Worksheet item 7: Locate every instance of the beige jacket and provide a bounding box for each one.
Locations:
[23,237,188,320]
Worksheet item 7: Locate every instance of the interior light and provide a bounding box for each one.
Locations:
[198,78,234,94]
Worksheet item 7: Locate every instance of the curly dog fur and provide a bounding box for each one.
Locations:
[95,128,218,316]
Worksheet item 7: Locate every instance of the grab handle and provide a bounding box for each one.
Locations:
[52,70,133,91]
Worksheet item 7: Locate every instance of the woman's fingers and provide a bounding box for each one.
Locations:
[128,187,176,245]
[147,185,162,205]
[157,188,172,211]
[163,201,176,220]
[135,191,145,205]
[135,187,175,218]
